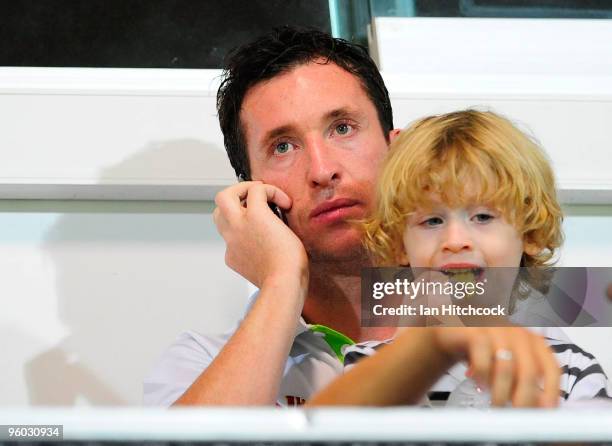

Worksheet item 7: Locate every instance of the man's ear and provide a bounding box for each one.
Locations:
[388,128,401,144]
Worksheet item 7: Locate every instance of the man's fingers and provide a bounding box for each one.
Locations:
[214,181,262,218]
[246,183,292,212]
[210,182,306,288]
[214,181,293,230]
[466,330,493,388]
[213,205,233,237]
[490,352,514,406]
[534,336,561,407]
[488,331,515,407]
[510,334,539,407]
[441,327,560,408]
[488,331,559,408]
[212,206,223,230]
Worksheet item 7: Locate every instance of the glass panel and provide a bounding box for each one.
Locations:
[330,0,612,48]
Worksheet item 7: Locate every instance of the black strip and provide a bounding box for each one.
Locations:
[343,352,368,367]
[544,336,563,342]
[560,390,569,400]
[549,342,596,360]
[428,391,451,401]
[570,363,608,393]
[343,341,392,366]
[595,387,612,399]
[560,364,593,379]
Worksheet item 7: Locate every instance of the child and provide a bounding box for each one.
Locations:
[363,109,561,324]
[360,109,609,404]
[364,109,561,269]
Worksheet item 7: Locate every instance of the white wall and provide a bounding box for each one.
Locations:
[0,200,250,406]
[0,69,233,200]
[0,69,250,405]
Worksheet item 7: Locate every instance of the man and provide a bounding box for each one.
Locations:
[144,27,569,408]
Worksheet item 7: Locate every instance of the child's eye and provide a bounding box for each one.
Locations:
[473,213,494,223]
[422,216,443,227]
[273,141,295,155]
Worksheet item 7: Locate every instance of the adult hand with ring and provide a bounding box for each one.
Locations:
[495,349,513,362]
[434,327,560,408]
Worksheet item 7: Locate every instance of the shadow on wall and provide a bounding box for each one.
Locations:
[95,138,235,184]
[25,139,248,406]
[25,348,122,405]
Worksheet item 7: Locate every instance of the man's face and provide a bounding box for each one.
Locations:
[240,62,391,262]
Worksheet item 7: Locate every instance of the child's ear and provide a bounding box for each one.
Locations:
[396,249,409,266]
[523,240,541,256]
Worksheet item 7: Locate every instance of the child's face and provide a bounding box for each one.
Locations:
[401,196,534,270]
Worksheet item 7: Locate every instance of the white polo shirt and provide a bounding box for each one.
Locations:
[144,298,610,407]
[143,316,354,407]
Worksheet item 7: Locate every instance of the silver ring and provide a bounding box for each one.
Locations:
[495,348,513,361]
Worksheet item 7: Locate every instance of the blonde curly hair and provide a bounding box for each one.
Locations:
[362,110,564,269]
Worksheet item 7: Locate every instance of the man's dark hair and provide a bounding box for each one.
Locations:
[216,26,394,180]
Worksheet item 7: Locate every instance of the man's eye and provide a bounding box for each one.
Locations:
[274,141,295,154]
[335,122,353,136]
[473,213,494,223]
[422,217,443,227]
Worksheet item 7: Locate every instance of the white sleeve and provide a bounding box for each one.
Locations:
[143,329,235,407]
[533,328,610,402]
[546,338,611,402]
[563,352,611,401]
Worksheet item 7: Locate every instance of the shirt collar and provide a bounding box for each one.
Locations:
[295,316,310,337]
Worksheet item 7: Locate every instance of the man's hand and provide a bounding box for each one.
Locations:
[213,181,308,287]
[174,182,310,406]
[432,327,560,408]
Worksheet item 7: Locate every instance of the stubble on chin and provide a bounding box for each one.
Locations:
[305,237,372,273]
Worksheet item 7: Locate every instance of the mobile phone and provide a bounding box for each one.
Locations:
[237,173,288,225]
[268,202,288,224]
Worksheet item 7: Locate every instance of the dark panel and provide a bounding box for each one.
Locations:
[414,0,462,17]
[415,0,612,17]
[462,0,612,18]
[0,0,331,68]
